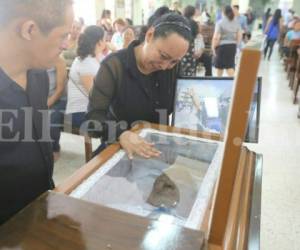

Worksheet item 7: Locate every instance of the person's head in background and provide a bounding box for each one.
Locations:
[0,0,74,70]
[272,9,282,25]
[172,1,180,11]
[123,26,135,48]
[125,18,133,26]
[147,6,171,26]
[293,20,300,32]
[138,12,191,73]
[224,5,235,21]
[113,18,127,33]
[289,9,295,16]
[183,5,198,39]
[101,9,111,20]
[70,20,83,41]
[138,6,171,42]
[77,25,106,61]
[183,5,196,20]
[232,5,240,17]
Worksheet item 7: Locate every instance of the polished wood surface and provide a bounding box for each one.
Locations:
[208,48,261,247]
[0,192,204,250]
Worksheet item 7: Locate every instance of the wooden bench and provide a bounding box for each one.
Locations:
[285,39,300,88]
[292,48,300,104]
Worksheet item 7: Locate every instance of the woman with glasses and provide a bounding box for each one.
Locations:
[87,12,192,159]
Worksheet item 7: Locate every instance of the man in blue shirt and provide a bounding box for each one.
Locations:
[233,5,248,34]
[0,0,74,224]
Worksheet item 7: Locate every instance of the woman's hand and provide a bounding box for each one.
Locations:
[119,131,161,159]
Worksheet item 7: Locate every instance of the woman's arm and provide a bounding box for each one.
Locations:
[211,31,221,56]
[237,29,243,45]
[86,61,117,139]
[47,57,67,108]
[264,16,272,34]
[80,75,94,92]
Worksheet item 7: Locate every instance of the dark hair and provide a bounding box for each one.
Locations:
[0,0,72,33]
[224,5,234,21]
[138,6,171,42]
[272,9,281,25]
[77,25,105,60]
[151,12,192,42]
[233,5,239,10]
[147,6,171,26]
[183,5,196,19]
[126,18,133,26]
[101,9,111,19]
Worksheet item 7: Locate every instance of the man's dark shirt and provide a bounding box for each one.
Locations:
[87,40,178,141]
[0,68,54,224]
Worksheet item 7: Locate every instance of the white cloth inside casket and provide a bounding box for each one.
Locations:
[82,156,209,218]
[71,129,223,228]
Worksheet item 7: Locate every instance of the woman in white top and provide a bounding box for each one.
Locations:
[66,25,106,128]
[111,18,127,50]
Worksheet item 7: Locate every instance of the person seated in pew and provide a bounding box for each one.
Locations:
[62,20,83,69]
[282,20,300,56]
[47,57,67,162]
[65,25,106,130]
[86,12,191,159]
[0,0,74,224]
[111,18,128,51]
[122,26,136,49]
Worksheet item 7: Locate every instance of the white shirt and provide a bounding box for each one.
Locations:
[66,56,100,114]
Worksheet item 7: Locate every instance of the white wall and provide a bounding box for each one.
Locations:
[73,0,97,25]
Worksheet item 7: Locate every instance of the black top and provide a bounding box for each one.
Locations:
[87,40,178,142]
[0,68,54,224]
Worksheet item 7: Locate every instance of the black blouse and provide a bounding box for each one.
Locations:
[87,40,178,142]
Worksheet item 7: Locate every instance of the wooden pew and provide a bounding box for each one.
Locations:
[285,39,300,88]
[292,48,300,104]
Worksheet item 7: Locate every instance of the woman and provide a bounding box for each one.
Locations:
[212,5,242,77]
[62,20,83,68]
[111,18,127,50]
[264,9,283,60]
[66,25,106,129]
[87,13,192,159]
[98,9,113,41]
[180,5,211,77]
[179,5,201,77]
[122,26,136,49]
[263,8,271,31]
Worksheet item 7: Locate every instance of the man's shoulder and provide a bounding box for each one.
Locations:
[0,68,12,93]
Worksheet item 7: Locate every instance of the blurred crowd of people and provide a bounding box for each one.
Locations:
[48,3,273,160]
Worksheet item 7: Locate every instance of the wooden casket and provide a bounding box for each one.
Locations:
[0,40,262,250]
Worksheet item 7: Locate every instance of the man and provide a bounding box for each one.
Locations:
[232,5,248,34]
[0,0,74,224]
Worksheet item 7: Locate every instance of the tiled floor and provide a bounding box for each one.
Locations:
[53,45,300,250]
